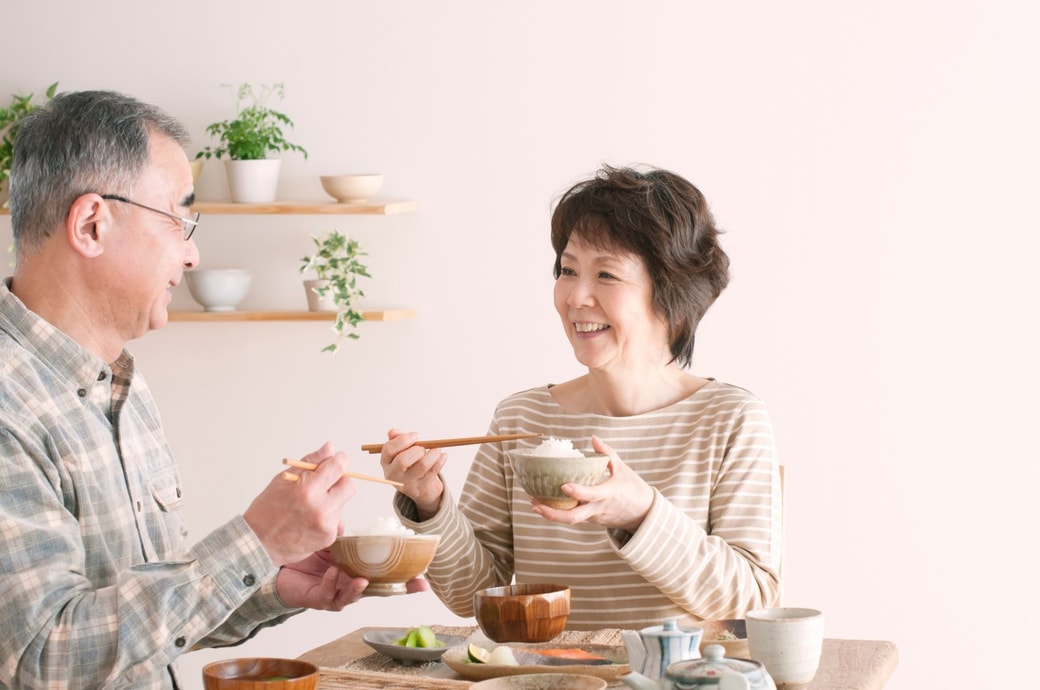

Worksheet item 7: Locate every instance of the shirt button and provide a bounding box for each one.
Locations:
[175,636,187,648]
[77,389,87,397]
[97,371,107,381]
[243,574,256,587]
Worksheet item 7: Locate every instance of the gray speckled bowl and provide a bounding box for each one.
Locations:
[509,450,609,509]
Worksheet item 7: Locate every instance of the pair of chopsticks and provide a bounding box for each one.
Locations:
[281,458,403,487]
[281,434,542,487]
[359,433,541,454]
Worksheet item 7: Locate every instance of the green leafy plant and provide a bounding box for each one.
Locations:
[196,83,308,161]
[1,82,58,204]
[299,230,371,353]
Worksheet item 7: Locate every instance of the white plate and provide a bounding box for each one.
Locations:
[362,629,467,665]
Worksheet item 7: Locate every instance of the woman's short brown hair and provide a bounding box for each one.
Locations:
[550,165,730,367]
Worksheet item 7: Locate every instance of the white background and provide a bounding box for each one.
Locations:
[3,2,1039,687]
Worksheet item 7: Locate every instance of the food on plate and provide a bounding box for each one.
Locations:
[713,630,738,641]
[529,649,608,662]
[527,437,585,457]
[467,643,518,665]
[394,625,444,648]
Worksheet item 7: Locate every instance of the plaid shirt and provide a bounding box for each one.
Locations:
[0,280,297,689]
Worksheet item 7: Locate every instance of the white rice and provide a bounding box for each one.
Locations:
[351,516,415,536]
[528,437,584,458]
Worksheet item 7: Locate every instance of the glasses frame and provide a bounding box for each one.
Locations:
[100,194,200,240]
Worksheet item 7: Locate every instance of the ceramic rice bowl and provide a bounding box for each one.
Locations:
[509,450,609,509]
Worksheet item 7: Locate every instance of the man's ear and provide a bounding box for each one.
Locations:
[66,193,110,259]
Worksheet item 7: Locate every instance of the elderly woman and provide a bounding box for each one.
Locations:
[381,165,782,628]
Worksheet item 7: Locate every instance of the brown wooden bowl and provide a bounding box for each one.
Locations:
[475,583,571,643]
[201,658,318,689]
[330,534,439,596]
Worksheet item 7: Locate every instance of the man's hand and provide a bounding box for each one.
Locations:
[244,442,354,566]
[277,550,432,610]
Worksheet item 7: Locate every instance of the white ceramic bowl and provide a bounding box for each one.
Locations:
[185,269,252,312]
[320,174,384,203]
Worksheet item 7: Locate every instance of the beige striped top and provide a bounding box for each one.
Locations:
[394,380,782,629]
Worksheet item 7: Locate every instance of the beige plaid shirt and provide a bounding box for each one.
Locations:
[0,280,296,689]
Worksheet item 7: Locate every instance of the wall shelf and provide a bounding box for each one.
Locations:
[168,308,416,323]
[193,199,417,215]
[2,199,418,216]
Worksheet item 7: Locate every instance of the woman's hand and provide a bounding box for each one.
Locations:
[380,429,449,520]
[531,436,655,533]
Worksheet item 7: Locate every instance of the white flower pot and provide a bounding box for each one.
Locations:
[225,159,281,203]
[303,279,337,312]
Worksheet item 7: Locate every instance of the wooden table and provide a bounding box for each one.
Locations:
[299,626,898,689]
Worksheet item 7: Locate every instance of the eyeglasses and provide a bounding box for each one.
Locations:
[100,194,200,240]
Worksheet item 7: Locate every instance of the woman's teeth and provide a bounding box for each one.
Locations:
[575,322,608,333]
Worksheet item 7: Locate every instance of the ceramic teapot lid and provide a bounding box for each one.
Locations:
[665,644,770,684]
[647,619,692,637]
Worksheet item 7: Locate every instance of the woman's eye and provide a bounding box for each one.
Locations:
[598,271,618,280]
[559,267,577,276]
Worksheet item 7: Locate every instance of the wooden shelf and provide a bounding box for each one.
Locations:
[192,199,417,215]
[3,200,419,216]
[168,308,416,322]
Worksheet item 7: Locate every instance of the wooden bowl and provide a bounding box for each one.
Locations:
[201,658,318,689]
[475,583,571,643]
[509,450,609,509]
[330,534,439,596]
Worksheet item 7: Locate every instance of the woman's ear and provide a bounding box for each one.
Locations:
[66,193,110,259]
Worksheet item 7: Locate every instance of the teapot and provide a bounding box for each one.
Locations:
[620,644,776,690]
[621,619,703,681]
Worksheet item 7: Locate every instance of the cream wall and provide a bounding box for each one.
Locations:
[3,1,1038,687]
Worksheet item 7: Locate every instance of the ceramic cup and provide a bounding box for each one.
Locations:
[746,607,824,689]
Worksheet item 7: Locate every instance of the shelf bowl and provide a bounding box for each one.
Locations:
[185,269,252,312]
[320,174,383,204]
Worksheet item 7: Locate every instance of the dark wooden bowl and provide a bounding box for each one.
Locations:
[201,658,318,689]
[475,583,571,643]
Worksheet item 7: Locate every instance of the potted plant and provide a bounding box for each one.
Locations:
[196,83,308,203]
[299,230,371,353]
[1,82,58,208]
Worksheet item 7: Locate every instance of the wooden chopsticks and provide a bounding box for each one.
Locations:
[360,433,542,454]
[281,458,403,487]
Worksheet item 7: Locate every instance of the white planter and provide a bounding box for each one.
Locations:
[303,279,337,312]
[225,159,281,203]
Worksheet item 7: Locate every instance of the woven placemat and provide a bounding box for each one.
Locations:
[317,667,472,689]
[326,625,625,678]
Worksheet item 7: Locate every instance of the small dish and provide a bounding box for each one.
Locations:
[697,619,749,659]
[362,629,466,665]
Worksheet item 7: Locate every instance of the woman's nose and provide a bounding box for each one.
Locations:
[567,278,595,307]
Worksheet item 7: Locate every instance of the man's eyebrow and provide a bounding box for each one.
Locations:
[182,191,196,208]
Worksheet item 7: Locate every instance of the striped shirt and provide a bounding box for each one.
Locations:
[396,382,782,629]
[0,281,296,689]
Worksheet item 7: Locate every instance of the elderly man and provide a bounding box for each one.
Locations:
[0,90,423,688]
